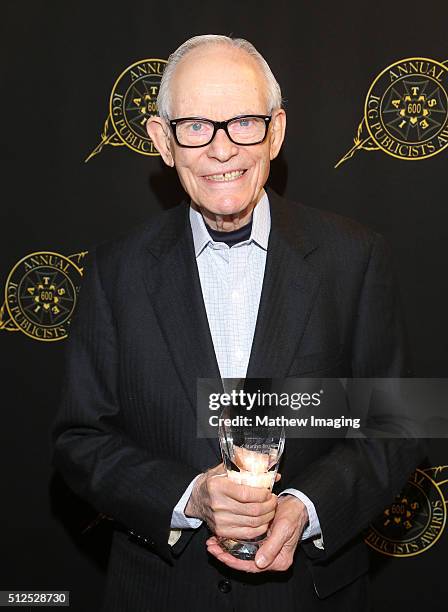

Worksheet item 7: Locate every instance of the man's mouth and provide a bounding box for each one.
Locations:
[203,169,247,182]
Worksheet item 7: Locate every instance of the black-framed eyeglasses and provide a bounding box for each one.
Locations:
[169,114,272,148]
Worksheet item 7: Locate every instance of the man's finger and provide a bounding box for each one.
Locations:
[216,507,276,529]
[206,537,288,573]
[208,463,226,477]
[229,496,277,518]
[224,481,273,503]
[255,519,291,568]
[206,537,261,573]
[214,521,272,540]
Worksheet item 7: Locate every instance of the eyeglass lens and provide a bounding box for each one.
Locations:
[176,116,267,146]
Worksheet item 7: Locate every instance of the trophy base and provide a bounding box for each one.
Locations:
[218,535,266,560]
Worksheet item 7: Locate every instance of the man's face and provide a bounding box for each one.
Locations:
[148,45,286,222]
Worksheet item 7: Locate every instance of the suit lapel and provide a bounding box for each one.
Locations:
[142,203,221,456]
[247,189,321,377]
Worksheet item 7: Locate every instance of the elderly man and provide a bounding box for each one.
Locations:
[52,35,422,611]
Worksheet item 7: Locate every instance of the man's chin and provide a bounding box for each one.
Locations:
[196,195,255,219]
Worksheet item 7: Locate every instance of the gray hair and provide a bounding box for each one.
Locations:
[157,34,282,120]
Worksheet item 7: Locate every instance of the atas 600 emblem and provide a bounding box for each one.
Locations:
[86,58,167,161]
[336,58,448,167]
[0,251,86,341]
[365,466,448,558]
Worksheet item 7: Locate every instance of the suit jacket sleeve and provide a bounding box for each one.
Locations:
[286,233,426,560]
[51,247,200,563]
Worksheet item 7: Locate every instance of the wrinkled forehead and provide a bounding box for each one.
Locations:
[169,45,269,119]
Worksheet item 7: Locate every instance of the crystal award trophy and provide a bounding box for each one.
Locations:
[218,404,285,560]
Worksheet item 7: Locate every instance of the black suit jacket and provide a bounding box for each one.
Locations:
[52,189,423,611]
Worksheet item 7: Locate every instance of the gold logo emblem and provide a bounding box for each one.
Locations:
[336,58,448,167]
[0,251,86,341]
[365,466,448,557]
[85,59,167,162]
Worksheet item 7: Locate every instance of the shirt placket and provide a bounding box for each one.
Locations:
[228,243,250,379]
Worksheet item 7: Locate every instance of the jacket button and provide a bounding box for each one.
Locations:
[217,579,231,593]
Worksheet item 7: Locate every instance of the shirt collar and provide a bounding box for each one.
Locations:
[189,190,271,258]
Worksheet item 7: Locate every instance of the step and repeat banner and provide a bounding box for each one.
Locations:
[1,1,447,610]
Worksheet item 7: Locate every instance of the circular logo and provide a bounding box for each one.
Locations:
[365,467,447,557]
[364,58,448,160]
[109,58,167,156]
[4,252,83,341]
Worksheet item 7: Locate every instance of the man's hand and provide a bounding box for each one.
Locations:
[206,494,309,572]
[185,463,278,541]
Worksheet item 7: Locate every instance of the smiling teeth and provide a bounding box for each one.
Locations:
[205,170,245,181]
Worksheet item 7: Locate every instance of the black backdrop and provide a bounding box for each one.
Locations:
[1,1,447,610]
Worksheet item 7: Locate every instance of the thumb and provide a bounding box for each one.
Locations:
[208,462,226,477]
[255,520,289,568]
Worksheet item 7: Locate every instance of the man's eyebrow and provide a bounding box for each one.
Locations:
[231,111,266,116]
[213,111,269,120]
[233,110,260,114]
[173,112,266,121]
[204,111,266,117]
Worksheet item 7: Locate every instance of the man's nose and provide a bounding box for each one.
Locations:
[206,127,239,161]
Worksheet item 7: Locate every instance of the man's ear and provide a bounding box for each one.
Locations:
[269,109,286,160]
[146,116,175,167]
